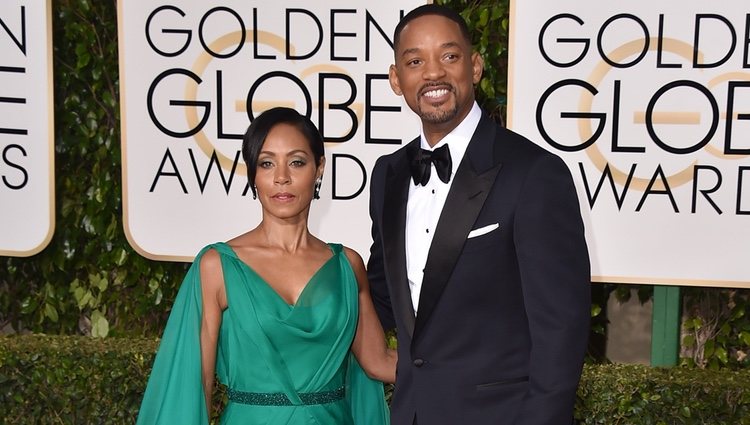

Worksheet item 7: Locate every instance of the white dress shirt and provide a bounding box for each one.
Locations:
[405,102,482,314]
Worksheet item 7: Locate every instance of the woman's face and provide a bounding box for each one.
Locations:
[254,123,324,221]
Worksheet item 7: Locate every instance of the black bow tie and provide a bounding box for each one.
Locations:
[408,144,452,186]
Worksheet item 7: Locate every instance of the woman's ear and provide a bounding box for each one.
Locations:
[316,156,326,180]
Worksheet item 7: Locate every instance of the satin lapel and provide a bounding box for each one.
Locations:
[382,145,417,338]
[414,115,503,340]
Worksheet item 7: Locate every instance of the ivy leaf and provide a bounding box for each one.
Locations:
[44,303,59,322]
[79,290,93,310]
[115,248,128,266]
[91,310,109,338]
[72,286,85,306]
[75,45,91,68]
[740,331,750,347]
[478,8,489,26]
[682,334,695,347]
[154,288,163,306]
[730,306,745,320]
[704,340,715,357]
[715,347,728,364]
[20,297,39,314]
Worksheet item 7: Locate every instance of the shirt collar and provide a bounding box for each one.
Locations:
[419,102,481,176]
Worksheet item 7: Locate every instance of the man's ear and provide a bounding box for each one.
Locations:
[471,52,484,85]
[389,64,403,96]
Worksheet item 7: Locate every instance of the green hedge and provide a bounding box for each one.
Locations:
[0,335,154,424]
[2,336,749,424]
[576,363,750,424]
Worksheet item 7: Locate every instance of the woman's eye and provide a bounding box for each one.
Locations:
[258,160,273,168]
[290,159,306,167]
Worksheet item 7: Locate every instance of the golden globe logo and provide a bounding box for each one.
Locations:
[535,13,750,215]
[143,5,400,200]
[508,2,750,286]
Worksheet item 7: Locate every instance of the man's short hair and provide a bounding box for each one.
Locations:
[393,4,472,53]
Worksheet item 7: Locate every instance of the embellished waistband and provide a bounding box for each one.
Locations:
[227,386,345,406]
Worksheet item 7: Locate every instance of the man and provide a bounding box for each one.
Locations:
[367,4,591,425]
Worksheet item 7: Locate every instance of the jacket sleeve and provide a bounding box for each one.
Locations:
[136,250,211,425]
[514,154,591,425]
[367,157,396,331]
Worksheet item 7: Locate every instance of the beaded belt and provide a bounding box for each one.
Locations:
[227,386,345,406]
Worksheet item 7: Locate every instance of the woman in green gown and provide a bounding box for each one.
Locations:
[136,107,396,425]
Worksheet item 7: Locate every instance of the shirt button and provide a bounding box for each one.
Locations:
[431,189,435,194]
[413,358,425,367]
[425,229,429,233]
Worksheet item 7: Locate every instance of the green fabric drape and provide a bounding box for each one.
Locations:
[137,243,389,425]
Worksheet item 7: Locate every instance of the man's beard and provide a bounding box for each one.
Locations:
[416,101,459,124]
[415,82,459,124]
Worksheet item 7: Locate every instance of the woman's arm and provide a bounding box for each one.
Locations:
[345,247,398,383]
[199,249,228,417]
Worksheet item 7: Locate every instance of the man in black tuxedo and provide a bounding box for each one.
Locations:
[367,5,591,425]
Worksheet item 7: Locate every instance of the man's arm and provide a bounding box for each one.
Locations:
[367,157,396,331]
[514,153,591,425]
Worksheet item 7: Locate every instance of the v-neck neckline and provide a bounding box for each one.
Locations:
[221,242,337,307]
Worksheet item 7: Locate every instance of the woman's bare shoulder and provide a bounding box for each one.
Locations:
[342,246,367,284]
[342,246,364,266]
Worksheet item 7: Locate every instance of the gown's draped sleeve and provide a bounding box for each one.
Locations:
[136,246,213,425]
[346,353,390,425]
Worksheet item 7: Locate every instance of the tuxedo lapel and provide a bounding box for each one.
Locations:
[414,114,503,340]
[382,141,418,338]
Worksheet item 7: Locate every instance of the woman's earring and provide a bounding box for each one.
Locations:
[252,185,257,200]
[313,178,322,200]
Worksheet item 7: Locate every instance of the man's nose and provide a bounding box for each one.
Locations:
[423,58,446,79]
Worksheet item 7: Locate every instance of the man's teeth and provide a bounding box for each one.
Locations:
[424,89,448,98]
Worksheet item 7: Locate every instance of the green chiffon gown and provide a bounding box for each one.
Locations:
[136,242,389,425]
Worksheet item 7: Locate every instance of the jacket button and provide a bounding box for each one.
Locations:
[413,358,425,367]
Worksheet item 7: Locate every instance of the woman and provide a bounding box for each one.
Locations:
[137,107,396,424]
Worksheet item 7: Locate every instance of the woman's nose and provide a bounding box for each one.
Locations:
[274,165,290,184]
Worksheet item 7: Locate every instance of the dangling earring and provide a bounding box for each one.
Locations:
[313,178,322,200]
[252,185,257,200]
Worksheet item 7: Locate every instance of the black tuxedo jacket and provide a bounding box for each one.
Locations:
[367,112,591,425]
